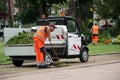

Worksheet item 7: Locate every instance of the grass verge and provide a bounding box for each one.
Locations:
[0,41,11,64]
[88,43,120,55]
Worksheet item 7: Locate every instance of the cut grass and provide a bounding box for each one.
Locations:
[52,62,70,67]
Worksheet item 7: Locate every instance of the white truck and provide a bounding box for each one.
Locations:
[4,16,89,67]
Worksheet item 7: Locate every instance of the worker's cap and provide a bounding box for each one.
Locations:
[49,23,57,28]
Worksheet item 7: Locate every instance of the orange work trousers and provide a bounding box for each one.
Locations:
[92,35,98,44]
[33,37,44,63]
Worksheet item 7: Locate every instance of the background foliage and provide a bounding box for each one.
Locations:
[93,0,120,37]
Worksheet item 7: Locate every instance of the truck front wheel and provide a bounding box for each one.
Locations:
[12,60,24,67]
[45,52,53,65]
[79,49,89,62]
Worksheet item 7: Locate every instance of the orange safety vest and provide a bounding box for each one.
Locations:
[91,25,99,34]
[34,26,50,43]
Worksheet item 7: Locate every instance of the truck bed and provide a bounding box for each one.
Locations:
[4,26,66,56]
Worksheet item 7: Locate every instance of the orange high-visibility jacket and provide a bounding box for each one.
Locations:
[34,26,50,43]
[91,25,99,34]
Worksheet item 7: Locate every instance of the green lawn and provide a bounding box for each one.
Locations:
[0,41,120,64]
[0,41,10,64]
[88,43,120,55]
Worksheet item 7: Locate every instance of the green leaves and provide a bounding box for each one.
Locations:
[6,32,34,46]
[0,1,7,13]
[15,0,67,24]
[93,0,120,37]
[93,0,120,19]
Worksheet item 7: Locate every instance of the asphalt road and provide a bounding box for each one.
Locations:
[0,53,120,80]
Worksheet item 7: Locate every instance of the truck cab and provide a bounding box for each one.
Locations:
[4,16,89,67]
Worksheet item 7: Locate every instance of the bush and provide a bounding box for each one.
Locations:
[112,34,120,44]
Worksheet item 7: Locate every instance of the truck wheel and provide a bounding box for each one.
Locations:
[79,49,89,62]
[45,52,53,65]
[12,60,24,67]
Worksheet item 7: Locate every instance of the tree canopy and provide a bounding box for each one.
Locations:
[93,0,120,36]
[0,0,7,13]
[15,0,67,24]
[93,0,120,25]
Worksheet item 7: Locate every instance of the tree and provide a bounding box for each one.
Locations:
[93,0,120,26]
[15,0,39,24]
[0,0,7,13]
[73,0,93,33]
[15,0,67,24]
[36,0,67,15]
[66,0,75,17]
[93,0,120,36]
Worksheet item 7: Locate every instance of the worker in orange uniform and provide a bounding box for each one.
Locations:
[33,23,57,68]
[90,23,99,45]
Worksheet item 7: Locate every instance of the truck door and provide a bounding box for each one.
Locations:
[67,19,81,55]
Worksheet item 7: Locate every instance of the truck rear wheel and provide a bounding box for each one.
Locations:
[79,49,89,62]
[12,60,24,67]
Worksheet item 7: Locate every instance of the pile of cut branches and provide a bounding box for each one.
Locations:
[6,31,34,46]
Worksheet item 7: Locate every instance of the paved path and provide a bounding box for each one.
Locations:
[1,61,120,80]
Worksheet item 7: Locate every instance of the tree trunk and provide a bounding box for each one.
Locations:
[116,15,120,27]
[8,0,13,27]
[66,0,75,17]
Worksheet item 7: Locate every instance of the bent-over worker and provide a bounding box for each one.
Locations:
[33,23,56,68]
